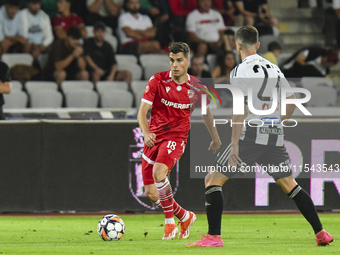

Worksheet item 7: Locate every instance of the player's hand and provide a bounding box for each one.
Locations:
[95,67,104,77]
[144,132,156,147]
[228,143,242,168]
[73,46,83,58]
[208,139,222,154]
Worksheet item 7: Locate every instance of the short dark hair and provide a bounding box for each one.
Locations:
[6,0,21,7]
[93,21,106,31]
[268,41,282,52]
[28,0,41,3]
[235,25,258,47]
[169,42,190,59]
[66,26,82,40]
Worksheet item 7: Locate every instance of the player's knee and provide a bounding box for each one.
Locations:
[79,70,89,80]
[145,190,157,202]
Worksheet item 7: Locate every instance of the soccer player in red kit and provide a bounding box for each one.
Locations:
[137,42,221,240]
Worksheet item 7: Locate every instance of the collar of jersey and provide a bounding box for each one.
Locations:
[169,71,190,85]
[242,53,261,63]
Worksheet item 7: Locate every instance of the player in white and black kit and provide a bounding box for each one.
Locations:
[187,26,333,248]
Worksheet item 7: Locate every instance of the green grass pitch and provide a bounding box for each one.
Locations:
[0,213,338,255]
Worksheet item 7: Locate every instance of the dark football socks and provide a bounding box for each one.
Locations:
[288,185,323,234]
[205,185,224,235]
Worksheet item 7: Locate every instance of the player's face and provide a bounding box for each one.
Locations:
[127,0,140,14]
[169,52,189,79]
[198,0,212,12]
[191,57,204,75]
[29,2,41,15]
[57,0,69,13]
[6,5,19,19]
[94,29,105,42]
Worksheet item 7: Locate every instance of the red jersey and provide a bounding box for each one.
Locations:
[53,13,84,31]
[142,70,210,142]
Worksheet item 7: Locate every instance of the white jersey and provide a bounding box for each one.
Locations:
[230,54,293,146]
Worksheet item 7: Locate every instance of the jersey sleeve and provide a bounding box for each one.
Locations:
[76,15,84,26]
[141,76,158,105]
[216,12,226,31]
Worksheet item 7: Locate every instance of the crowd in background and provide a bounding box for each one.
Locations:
[0,0,338,108]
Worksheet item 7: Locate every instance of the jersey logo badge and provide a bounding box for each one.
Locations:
[177,86,182,91]
[167,149,172,154]
[166,87,171,93]
[145,85,150,93]
[188,89,194,99]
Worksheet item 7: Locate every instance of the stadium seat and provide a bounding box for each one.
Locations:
[206,54,218,72]
[96,81,128,94]
[3,90,28,109]
[105,34,118,53]
[133,89,144,109]
[25,81,58,94]
[61,81,94,94]
[300,77,333,88]
[257,35,283,55]
[131,80,148,94]
[277,53,292,67]
[30,89,63,108]
[300,77,337,106]
[116,54,138,65]
[139,54,169,68]
[118,63,143,80]
[37,53,49,70]
[144,64,169,80]
[1,53,34,68]
[11,80,23,90]
[100,90,133,108]
[65,89,99,108]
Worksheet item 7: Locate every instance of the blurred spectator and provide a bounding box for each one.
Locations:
[84,21,132,85]
[53,0,87,39]
[45,27,89,86]
[188,54,212,78]
[282,46,338,78]
[212,0,236,26]
[211,50,236,79]
[186,0,226,57]
[118,0,161,55]
[234,0,278,35]
[261,41,281,66]
[0,0,28,54]
[139,0,168,25]
[41,0,58,19]
[86,0,123,33]
[22,0,54,59]
[0,61,12,120]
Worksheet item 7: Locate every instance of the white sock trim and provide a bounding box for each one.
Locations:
[165,218,175,224]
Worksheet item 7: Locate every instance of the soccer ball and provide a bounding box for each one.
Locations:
[97,214,125,241]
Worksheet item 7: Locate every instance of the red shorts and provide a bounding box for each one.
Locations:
[142,138,187,185]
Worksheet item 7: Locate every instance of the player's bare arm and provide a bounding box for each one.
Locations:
[0,81,12,94]
[137,101,156,147]
[280,94,296,121]
[201,107,221,154]
[228,104,246,167]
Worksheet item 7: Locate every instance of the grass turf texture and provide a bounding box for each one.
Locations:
[0,214,338,254]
